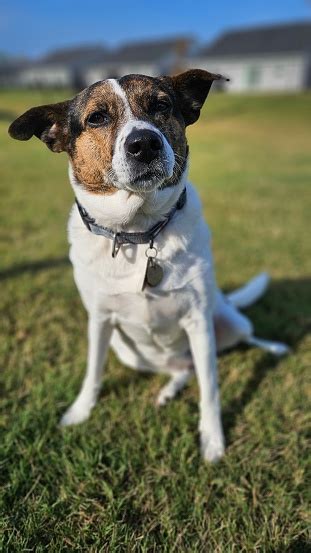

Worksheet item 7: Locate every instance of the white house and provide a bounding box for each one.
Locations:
[2,23,311,92]
[14,46,109,89]
[82,37,192,86]
[190,22,311,93]
[9,38,192,90]
[17,65,72,88]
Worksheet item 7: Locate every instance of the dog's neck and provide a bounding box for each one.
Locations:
[69,163,188,233]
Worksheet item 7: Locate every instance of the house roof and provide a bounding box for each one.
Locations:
[198,21,311,58]
[34,36,193,69]
[39,45,111,68]
[0,56,30,75]
[110,36,193,63]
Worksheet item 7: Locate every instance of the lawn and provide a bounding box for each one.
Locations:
[0,88,310,552]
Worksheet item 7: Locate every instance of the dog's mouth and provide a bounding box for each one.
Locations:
[123,159,174,192]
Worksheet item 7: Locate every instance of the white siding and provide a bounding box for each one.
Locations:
[189,54,308,92]
[84,63,158,86]
[17,66,72,87]
[118,63,157,76]
[84,68,110,85]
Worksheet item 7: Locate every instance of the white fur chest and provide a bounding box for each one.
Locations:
[68,182,215,295]
[67,181,216,370]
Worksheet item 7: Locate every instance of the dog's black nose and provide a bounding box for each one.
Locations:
[125,129,163,164]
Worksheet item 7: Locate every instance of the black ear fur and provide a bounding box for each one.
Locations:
[8,100,71,152]
[171,69,228,126]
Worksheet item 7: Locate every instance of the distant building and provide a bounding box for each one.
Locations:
[15,45,109,89]
[82,37,193,86]
[7,37,192,90]
[0,56,29,87]
[190,22,311,92]
[1,23,311,92]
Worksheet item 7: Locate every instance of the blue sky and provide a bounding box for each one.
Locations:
[1,0,311,57]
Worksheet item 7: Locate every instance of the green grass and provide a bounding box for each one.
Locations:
[1,89,310,552]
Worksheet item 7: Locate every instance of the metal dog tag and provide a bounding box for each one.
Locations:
[146,258,164,287]
[143,242,164,289]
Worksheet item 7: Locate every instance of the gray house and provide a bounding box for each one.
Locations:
[190,22,311,92]
[83,37,193,86]
[2,23,311,92]
[15,46,109,89]
[12,37,192,90]
[0,56,30,87]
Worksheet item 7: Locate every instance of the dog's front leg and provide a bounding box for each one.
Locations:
[60,316,112,426]
[182,312,225,462]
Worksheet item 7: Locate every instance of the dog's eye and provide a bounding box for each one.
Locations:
[155,100,172,114]
[87,111,109,127]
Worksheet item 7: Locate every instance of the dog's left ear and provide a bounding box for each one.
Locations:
[170,69,227,126]
[8,100,71,152]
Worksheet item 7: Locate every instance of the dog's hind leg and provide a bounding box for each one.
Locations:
[244,336,290,356]
[215,288,290,356]
[156,368,191,406]
[60,316,112,426]
[215,291,254,353]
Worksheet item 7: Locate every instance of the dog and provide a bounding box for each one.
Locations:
[9,70,289,462]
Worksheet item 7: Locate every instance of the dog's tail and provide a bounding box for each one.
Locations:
[225,272,290,356]
[227,272,270,309]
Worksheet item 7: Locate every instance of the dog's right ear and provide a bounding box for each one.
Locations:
[8,100,71,153]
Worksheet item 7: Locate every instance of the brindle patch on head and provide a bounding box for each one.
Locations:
[119,74,189,188]
[9,70,220,194]
[67,80,128,194]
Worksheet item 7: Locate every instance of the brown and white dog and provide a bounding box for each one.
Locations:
[9,70,288,462]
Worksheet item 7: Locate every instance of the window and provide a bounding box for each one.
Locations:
[274,64,285,77]
[246,65,261,88]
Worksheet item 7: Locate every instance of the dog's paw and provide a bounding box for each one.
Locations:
[200,432,225,463]
[155,388,174,407]
[60,402,91,427]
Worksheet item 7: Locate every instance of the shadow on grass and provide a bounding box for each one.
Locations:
[279,537,310,553]
[223,277,311,438]
[222,351,280,438]
[0,257,70,281]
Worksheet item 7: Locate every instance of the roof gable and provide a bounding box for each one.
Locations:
[198,22,311,57]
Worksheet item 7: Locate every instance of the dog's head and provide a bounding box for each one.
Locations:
[9,70,223,194]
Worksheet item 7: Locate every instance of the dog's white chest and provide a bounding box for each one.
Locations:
[68,183,215,371]
[104,288,189,333]
[105,290,192,371]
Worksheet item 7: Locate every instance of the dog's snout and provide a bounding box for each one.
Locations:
[125,129,163,164]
